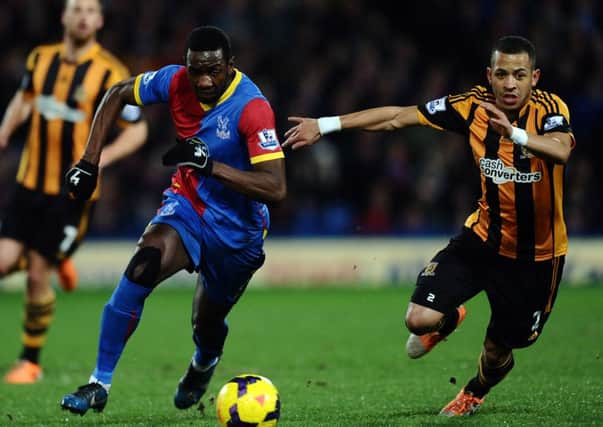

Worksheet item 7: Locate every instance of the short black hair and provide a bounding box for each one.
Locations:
[186,26,232,60]
[491,35,536,69]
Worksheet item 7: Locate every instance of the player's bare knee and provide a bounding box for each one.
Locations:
[405,308,444,335]
[404,313,442,335]
[125,246,162,288]
[405,316,433,335]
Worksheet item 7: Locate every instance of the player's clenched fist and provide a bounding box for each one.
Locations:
[161,137,213,175]
[65,159,99,200]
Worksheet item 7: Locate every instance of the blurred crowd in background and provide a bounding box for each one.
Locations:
[1,0,601,238]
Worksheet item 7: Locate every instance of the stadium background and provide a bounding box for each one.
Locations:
[1,0,602,286]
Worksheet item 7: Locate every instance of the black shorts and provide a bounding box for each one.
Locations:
[411,228,565,349]
[0,185,95,265]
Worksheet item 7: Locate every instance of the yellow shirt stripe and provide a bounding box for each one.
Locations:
[200,69,243,111]
[133,74,143,106]
[250,151,284,164]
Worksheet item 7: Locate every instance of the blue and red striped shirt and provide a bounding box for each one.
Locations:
[133,65,284,248]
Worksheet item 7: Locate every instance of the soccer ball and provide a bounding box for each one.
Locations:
[216,374,281,426]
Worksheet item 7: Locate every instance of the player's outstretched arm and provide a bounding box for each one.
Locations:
[282,106,420,150]
[481,102,572,164]
[282,116,321,150]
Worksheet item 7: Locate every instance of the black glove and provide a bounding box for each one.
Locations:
[64,159,99,200]
[161,137,213,175]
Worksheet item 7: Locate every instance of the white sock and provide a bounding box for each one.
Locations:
[89,375,111,392]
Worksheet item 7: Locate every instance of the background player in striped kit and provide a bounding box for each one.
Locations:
[0,0,147,384]
[60,25,286,416]
[283,35,573,417]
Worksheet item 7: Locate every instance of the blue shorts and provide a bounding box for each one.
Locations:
[150,192,266,305]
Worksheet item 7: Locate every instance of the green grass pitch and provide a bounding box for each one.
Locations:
[0,284,601,426]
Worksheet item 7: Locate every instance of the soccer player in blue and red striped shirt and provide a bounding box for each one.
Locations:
[60,25,286,416]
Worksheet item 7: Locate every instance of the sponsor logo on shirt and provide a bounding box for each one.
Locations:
[257,128,279,150]
[479,158,542,184]
[425,96,447,115]
[36,95,85,122]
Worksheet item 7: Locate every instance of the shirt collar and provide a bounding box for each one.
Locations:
[200,68,242,112]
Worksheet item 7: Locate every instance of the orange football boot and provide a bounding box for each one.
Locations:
[58,258,78,292]
[3,360,43,384]
[439,388,485,416]
[406,305,467,358]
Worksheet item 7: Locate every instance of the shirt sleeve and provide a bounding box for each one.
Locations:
[19,48,39,98]
[239,98,285,164]
[539,94,572,133]
[539,93,575,148]
[133,65,181,106]
[417,95,469,136]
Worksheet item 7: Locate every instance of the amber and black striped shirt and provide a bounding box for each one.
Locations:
[17,42,139,199]
[417,85,575,261]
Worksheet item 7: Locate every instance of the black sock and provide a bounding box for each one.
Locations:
[20,346,41,364]
[437,308,460,336]
[465,352,515,398]
[465,377,490,398]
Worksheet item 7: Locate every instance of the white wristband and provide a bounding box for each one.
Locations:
[510,127,528,146]
[317,116,342,135]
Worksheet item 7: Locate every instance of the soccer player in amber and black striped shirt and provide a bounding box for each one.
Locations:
[284,35,573,417]
[0,0,147,384]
